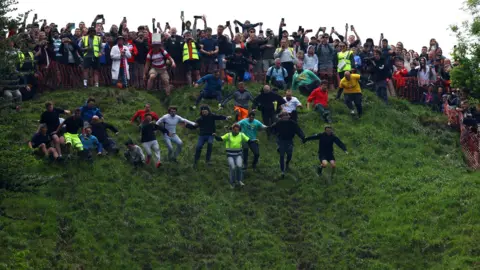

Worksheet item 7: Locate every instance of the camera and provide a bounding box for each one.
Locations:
[194,15,202,19]
[226,21,230,27]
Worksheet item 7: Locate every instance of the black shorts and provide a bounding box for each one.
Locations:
[83,57,100,70]
[319,152,335,162]
[184,59,200,71]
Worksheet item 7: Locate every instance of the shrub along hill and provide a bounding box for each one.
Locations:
[0,84,479,269]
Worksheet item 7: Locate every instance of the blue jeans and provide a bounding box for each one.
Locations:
[195,90,223,106]
[375,80,388,104]
[195,135,214,163]
[113,67,128,88]
[277,139,294,173]
[163,134,183,159]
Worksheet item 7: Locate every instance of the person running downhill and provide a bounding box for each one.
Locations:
[237,111,267,171]
[339,71,363,118]
[303,126,348,179]
[156,106,196,162]
[214,123,256,188]
[220,82,254,121]
[252,85,285,138]
[267,112,305,177]
[140,113,168,168]
[131,103,159,123]
[187,105,231,167]
[282,90,302,122]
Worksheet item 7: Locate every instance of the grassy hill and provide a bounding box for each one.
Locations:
[1,84,479,269]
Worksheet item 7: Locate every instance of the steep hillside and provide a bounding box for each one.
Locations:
[1,85,479,269]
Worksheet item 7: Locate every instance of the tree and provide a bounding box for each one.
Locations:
[450,0,480,98]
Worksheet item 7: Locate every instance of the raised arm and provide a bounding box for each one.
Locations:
[351,25,361,45]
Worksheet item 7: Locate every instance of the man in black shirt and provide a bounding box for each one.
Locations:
[252,85,285,138]
[57,108,84,152]
[91,115,119,154]
[212,25,232,80]
[28,124,60,160]
[187,105,231,166]
[268,112,305,177]
[303,126,348,177]
[133,31,150,88]
[40,101,70,158]
[164,27,184,83]
[371,49,390,104]
[140,113,168,168]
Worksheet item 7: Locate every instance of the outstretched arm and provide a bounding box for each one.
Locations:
[304,133,320,142]
[334,136,347,152]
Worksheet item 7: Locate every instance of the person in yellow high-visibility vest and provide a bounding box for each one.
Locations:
[335,42,354,100]
[182,30,200,85]
[80,27,102,88]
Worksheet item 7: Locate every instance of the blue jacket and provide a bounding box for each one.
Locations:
[197,74,222,95]
[80,134,103,152]
[80,105,103,122]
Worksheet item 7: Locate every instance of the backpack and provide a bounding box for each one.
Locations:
[268,66,287,79]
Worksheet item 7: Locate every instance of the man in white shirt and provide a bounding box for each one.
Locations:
[282,90,302,122]
[156,106,196,161]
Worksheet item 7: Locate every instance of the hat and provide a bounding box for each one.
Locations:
[266,28,272,33]
[117,35,125,41]
[183,29,191,35]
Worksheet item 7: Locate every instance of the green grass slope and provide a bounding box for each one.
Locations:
[1,85,479,269]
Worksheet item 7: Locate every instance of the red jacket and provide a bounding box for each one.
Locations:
[307,87,328,107]
[393,68,408,88]
[131,110,159,123]
[126,39,138,63]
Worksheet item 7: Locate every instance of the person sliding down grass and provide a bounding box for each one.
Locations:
[156,106,196,162]
[220,82,254,121]
[124,139,145,167]
[303,126,348,179]
[186,105,231,167]
[140,113,168,168]
[214,123,257,189]
[28,123,60,161]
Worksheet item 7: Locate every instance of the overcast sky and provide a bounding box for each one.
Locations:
[15,0,468,57]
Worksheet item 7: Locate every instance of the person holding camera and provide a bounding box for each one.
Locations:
[274,39,296,84]
[370,49,391,104]
[182,30,201,85]
[199,27,219,75]
[261,28,279,72]
[212,24,232,80]
[110,36,131,88]
[335,42,354,99]
[317,33,337,91]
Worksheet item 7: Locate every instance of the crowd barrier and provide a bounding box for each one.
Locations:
[393,76,479,170]
[443,104,480,170]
